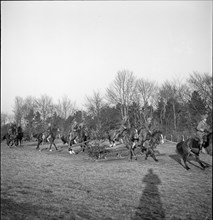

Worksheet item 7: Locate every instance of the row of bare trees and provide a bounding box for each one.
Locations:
[1,70,212,141]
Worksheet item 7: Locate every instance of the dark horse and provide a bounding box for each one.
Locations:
[176,132,212,170]
[2,133,15,146]
[14,130,24,146]
[123,129,164,161]
[36,128,59,151]
[2,131,23,147]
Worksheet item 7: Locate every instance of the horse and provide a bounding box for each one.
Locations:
[138,127,153,151]
[35,128,59,151]
[123,129,164,161]
[68,126,90,154]
[2,133,15,146]
[176,132,212,170]
[107,126,127,147]
[14,130,24,146]
[2,130,23,147]
[47,127,59,151]
[144,130,164,161]
[202,132,212,156]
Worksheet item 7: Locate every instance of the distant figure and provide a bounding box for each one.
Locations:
[16,123,23,134]
[8,123,16,135]
[70,119,79,144]
[140,117,153,147]
[46,123,53,142]
[196,114,210,148]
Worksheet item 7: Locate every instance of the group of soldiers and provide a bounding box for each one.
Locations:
[118,113,210,149]
[8,123,23,136]
[7,113,210,150]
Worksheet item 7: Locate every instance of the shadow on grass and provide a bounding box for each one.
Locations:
[132,168,165,220]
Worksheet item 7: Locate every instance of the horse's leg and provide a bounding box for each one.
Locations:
[132,148,137,160]
[49,140,53,151]
[7,138,10,146]
[133,142,138,160]
[14,138,17,147]
[150,148,158,162]
[194,155,206,169]
[145,148,151,160]
[52,138,58,150]
[145,148,149,160]
[68,141,75,154]
[182,155,190,170]
[53,142,58,150]
[109,139,115,147]
[36,139,42,150]
[129,145,137,161]
[129,147,133,161]
[82,143,86,152]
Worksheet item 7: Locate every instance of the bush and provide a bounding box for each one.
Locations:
[87,142,110,159]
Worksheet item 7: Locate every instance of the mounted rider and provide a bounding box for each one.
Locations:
[114,115,129,143]
[131,124,140,149]
[8,123,16,136]
[70,119,79,144]
[16,123,23,134]
[67,119,79,154]
[196,114,210,149]
[140,117,153,146]
[46,123,53,142]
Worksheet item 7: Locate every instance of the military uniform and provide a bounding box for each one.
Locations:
[196,115,210,147]
[141,118,153,142]
[46,124,53,142]
[69,121,78,143]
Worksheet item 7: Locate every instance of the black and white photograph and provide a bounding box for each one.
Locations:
[1,1,212,219]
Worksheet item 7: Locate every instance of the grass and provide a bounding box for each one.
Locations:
[1,139,212,220]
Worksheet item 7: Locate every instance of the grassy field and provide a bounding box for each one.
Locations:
[1,139,212,220]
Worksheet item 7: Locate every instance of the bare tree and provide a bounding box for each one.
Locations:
[188,72,212,111]
[1,112,8,126]
[56,95,76,119]
[13,96,24,125]
[84,91,105,130]
[106,70,136,121]
[34,94,53,121]
[22,96,36,116]
[135,78,158,120]
[159,81,179,130]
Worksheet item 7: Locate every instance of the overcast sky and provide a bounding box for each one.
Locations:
[1,1,212,114]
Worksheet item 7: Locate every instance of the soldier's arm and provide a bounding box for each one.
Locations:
[197,122,204,131]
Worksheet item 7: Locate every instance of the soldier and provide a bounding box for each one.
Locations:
[122,115,129,129]
[70,119,78,144]
[196,114,210,148]
[140,117,153,148]
[8,123,13,135]
[143,117,153,137]
[17,123,23,134]
[46,123,53,143]
[131,124,140,149]
[68,120,79,154]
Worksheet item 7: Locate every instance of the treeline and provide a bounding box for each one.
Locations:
[1,70,212,142]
